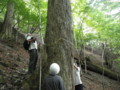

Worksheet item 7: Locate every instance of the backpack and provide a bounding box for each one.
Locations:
[23,40,30,50]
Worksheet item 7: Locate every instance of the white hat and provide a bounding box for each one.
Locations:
[49,63,60,75]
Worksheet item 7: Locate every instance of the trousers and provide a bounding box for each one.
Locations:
[28,49,38,73]
[75,84,83,90]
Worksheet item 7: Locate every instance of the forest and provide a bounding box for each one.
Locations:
[0,0,120,90]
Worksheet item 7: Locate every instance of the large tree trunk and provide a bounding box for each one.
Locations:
[0,0,14,38]
[42,0,74,90]
[22,0,74,90]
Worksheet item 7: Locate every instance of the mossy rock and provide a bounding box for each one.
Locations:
[22,82,30,90]
[22,70,39,90]
[82,61,120,81]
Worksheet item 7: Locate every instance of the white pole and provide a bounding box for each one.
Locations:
[38,0,42,90]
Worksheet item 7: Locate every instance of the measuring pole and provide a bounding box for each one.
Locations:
[38,0,42,90]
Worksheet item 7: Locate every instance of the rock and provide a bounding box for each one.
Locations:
[0,70,4,76]
[7,63,14,68]
[14,79,22,86]
[17,56,22,62]
[0,75,5,84]
[0,62,9,67]
[0,85,6,90]
[22,82,30,90]
[0,47,5,52]
[6,83,13,89]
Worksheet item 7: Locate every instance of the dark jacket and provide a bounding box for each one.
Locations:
[45,74,66,90]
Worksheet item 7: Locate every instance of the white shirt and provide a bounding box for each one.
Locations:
[74,63,82,85]
[27,35,38,50]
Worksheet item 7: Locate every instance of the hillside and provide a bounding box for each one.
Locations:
[0,39,29,90]
[0,39,120,90]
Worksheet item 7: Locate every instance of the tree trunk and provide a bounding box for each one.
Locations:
[83,45,87,73]
[42,0,74,90]
[74,31,77,48]
[0,0,14,38]
[101,43,105,90]
[104,47,114,69]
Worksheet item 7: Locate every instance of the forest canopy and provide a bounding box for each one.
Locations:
[0,0,120,61]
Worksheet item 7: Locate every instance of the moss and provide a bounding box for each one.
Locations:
[22,70,40,90]
[22,82,30,90]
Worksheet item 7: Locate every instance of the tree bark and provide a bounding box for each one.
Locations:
[42,0,74,90]
[0,0,14,38]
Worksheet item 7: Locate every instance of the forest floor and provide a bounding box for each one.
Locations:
[0,39,120,90]
[82,70,120,90]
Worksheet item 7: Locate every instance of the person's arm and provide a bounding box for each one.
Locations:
[74,63,80,71]
[27,37,36,42]
[59,77,66,90]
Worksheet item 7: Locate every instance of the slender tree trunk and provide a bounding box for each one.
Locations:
[42,0,74,90]
[101,43,105,90]
[0,0,14,38]
[27,20,30,33]
[83,44,87,73]
[81,26,87,73]
[74,31,77,48]
[91,43,94,54]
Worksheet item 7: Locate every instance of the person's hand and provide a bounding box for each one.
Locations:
[39,42,44,46]
[74,64,79,70]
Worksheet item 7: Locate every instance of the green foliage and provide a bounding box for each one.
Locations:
[0,0,119,54]
[0,0,48,34]
[71,0,120,53]
[114,57,120,62]
[0,0,8,21]
[84,33,98,42]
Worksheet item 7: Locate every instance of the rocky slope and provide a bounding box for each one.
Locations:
[0,39,29,90]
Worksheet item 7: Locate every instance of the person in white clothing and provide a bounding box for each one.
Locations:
[73,58,83,90]
[26,33,38,74]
